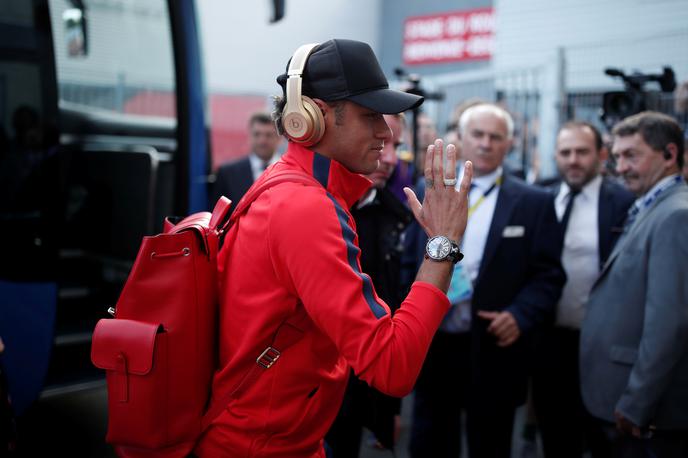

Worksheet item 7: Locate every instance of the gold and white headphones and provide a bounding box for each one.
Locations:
[281,43,325,146]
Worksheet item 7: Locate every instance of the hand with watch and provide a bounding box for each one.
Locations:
[425,235,463,264]
[404,139,472,291]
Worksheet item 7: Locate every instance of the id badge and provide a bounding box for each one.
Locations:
[447,264,473,305]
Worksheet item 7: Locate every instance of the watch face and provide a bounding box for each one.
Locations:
[427,236,451,260]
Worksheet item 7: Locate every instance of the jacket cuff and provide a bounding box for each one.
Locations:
[616,396,649,428]
[505,304,531,334]
[411,281,450,304]
[407,281,450,323]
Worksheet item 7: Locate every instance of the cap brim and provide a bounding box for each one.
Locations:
[347,88,423,114]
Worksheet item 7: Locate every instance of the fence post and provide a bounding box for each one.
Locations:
[537,47,565,179]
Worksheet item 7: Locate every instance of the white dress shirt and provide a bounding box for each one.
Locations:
[441,166,502,332]
[462,166,502,283]
[249,153,280,182]
[554,175,602,329]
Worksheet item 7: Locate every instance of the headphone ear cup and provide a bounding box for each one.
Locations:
[282,104,313,142]
[300,96,325,146]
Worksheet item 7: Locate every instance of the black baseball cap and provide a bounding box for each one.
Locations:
[277,39,423,114]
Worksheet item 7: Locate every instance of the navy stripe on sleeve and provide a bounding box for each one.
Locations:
[312,153,331,188]
[326,193,388,319]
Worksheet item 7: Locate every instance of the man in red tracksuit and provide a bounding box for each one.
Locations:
[194,39,473,458]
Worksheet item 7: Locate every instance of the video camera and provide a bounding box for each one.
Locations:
[394,68,445,103]
[394,67,444,162]
[601,66,676,130]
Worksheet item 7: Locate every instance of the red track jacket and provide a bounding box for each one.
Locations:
[195,143,450,457]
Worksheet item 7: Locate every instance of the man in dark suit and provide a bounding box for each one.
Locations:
[532,121,634,457]
[581,112,688,457]
[212,112,281,208]
[407,103,565,458]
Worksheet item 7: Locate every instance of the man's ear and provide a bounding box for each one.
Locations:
[311,98,328,117]
[664,143,678,162]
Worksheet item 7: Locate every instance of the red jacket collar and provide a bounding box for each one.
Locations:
[279,142,372,208]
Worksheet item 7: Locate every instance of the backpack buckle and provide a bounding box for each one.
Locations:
[256,347,281,369]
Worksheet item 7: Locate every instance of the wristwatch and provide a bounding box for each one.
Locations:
[425,236,463,264]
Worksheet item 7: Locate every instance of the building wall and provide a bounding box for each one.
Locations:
[493,0,688,177]
[198,0,382,96]
[377,0,492,79]
[494,0,688,89]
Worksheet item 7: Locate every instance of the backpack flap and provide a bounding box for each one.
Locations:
[91,319,163,402]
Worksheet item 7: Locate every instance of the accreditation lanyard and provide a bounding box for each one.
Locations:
[468,175,503,218]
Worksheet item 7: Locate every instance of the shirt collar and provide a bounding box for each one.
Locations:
[279,142,372,208]
[356,188,378,209]
[560,174,602,201]
[464,165,502,192]
[249,152,279,168]
[633,173,682,212]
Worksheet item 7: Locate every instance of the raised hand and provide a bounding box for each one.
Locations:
[404,139,472,243]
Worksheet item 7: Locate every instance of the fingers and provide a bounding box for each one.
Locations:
[445,144,457,182]
[488,313,512,335]
[459,160,473,197]
[432,139,444,190]
[477,311,498,321]
[404,187,430,236]
[426,139,456,190]
[404,187,422,218]
[424,144,435,188]
[497,335,518,347]
[478,311,520,346]
[496,326,519,347]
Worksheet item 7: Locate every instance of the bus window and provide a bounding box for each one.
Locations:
[0,0,59,281]
[48,0,176,119]
[0,0,61,417]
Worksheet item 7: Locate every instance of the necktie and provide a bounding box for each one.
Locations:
[560,188,580,230]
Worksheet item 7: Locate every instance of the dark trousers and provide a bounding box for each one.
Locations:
[466,403,515,458]
[409,331,516,458]
[532,326,610,458]
[326,371,401,457]
[325,374,364,457]
[600,421,688,458]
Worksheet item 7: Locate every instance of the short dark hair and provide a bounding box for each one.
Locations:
[248,112,273,128]
[559,121,603,151]
[612,111,685,169]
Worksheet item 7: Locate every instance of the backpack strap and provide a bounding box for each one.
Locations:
[216,170,321,235]
[201,169,320,430]
[201,311,309,430]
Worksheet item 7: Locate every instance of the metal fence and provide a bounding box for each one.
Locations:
[426,66,545,180]
[561,27,688,134]
[423,27,688,181]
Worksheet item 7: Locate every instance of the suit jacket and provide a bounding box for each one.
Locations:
[212,156,253,210]
[403,173,566,407]
[580,180,688,430]
[550,177,635,267]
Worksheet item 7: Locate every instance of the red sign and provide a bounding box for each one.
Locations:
[403,8,495,65]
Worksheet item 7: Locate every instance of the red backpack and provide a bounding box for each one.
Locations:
[91,170,317,457]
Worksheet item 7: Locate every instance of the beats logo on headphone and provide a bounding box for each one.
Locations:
[281,43,325,146]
